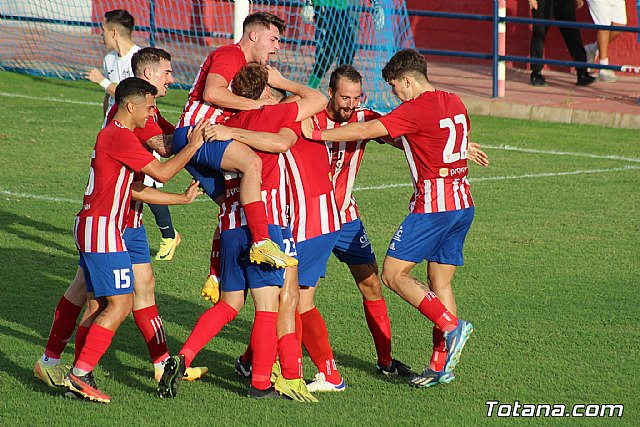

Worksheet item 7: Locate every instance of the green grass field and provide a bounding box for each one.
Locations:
[0,71,638,425]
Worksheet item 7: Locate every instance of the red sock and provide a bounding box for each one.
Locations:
[250,311,278,390]
[430,326,447,371]
[44,296,83,359]
[75,324,114,373]
[363,298,392,367]
[295,310,303,347]
[180,300,238,367]
[133,306,170,364]
[209,235,220,277]
[301,307,341,384]
[74,325,90,365]
[417,292,458,332]
[243,201,269,243]
[240,343,252,364]
[279,333,303,379]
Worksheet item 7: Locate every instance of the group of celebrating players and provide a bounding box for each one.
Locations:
[33,9,488,404]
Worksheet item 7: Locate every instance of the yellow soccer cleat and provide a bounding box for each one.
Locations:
[155,231,181,261]
[274,375,319,403]
[201,275,220,305]
[249,238,297,268]
[34,360,69,387]
[270,360,281,384]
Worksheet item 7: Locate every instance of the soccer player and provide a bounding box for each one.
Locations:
[86,9,180,261]
[157,64,327,400]
[304,49,476,388]
[34,49,206,389]
[172,12,296,291]
[61,77,207,403]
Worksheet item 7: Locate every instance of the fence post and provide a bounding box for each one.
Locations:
[492,0,498,98]
[234,0,250,43]
[498,0,506,97]
[149,0,156,47]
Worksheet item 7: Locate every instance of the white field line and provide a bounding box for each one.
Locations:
[0,91,183,114]
[483,144,640,164]
[2,166,638,203]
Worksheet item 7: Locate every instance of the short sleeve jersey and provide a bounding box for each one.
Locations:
[177,44,247,128]
[74,121,155,253]
[217,103,299,232]
[378,90,473,214]
[314,107,381,223]
[102,45,141,116]
[283,122,341,243]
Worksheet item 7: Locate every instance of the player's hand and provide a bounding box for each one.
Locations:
[301,117,315,139]
[204,124,234,142]
[528,0,538,10]
[182,180,203,203]
[201,276,220,304]
[187,119,207,149]
[574,0,584,9]
[467,142,489,167]
[86,68,105,84]
[301,4,315,24]
[373,2,385,30]
[266,65,285,87]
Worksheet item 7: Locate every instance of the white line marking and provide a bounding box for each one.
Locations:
[353,165,640,191]
[483,144,640,164]
[0,91,183,114]
[4,166,637,202]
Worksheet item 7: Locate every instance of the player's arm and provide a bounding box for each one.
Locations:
[144,134,173,158]
[131,180,203,204]
[304,118,388,142]
[140,120,207,183]
[268,67,327,121]
[204,125,297,153]
[467,142,489,167]
[203,73,273,110]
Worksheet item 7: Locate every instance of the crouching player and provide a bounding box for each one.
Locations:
[305,49,477,388]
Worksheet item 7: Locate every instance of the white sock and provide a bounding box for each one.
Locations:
[600,58,609,65]
[40,355,60,367]
[72,367,89,376]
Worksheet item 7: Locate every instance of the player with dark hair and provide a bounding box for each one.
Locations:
[304,49,477,388]
[158,64,327,401]
[60,77,207,403]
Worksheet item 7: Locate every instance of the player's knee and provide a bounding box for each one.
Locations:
[244,153,262,177]
[380,268,399,292]
[357,276,383,300]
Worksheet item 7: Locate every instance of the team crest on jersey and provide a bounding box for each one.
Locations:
[439,168,449,177]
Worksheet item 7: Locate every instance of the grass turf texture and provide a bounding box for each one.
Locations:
[0,71,638,425]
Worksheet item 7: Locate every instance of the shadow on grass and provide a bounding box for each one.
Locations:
[0,209,76,256]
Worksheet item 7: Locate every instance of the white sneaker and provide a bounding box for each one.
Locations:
[598,68,617,82]
[584,42,599,72]
[306,372,346,393]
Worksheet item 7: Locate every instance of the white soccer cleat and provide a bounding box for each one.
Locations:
[306,372,346,393]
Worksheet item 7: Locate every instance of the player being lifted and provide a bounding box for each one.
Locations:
[171,12,296,277]
[304,49,480,388]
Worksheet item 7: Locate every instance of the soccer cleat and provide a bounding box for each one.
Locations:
[64,371,111,404]
[274,375,318,403]
[154,363,208,383]
[249,238,298,268]
[155,231,181,261]
[234,356,252,378]
[248,385,282,399]
[530,72,546,87]
[408,368,455,388]
[584,42,599,72]
[306,372,346,393]
[598,69,617,83]
[158,355,186,398]
[270,361,281,384]
[443,320,474,373]
[34,360,69,387]
[376,359,417,377]
[201,275,220,304]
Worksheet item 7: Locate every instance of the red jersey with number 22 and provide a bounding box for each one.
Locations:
[378,90,473,214]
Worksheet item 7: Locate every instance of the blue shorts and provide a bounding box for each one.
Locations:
[219,224,286,292]
[386,208,474,265]
[173,126,231,201]
[296,231,340,287]
[78,251,134,297]
[123,225,151,264]
[332,218,376,265]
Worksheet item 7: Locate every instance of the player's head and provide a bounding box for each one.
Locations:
[327,65,363,122]
[242,12,285,65]
[231,64,269,100]
[115,77,157,128]
[102,9,135,49]
[131,47,173,98]
[382,49,430,101]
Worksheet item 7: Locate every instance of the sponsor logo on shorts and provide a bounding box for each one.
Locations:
[359,232,371,249]
[389,242,396,251]
[392,225,403,242]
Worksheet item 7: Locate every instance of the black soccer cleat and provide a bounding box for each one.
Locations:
[158,355,186,398]
[376,359,417,377]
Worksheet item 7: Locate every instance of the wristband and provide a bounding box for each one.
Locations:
[312,130,322,140]
[100,78,111,89]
